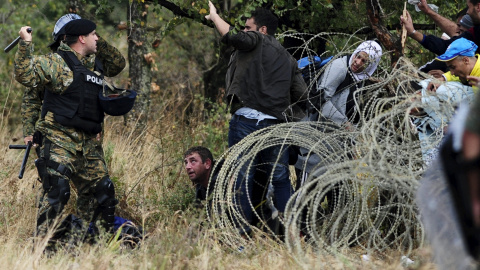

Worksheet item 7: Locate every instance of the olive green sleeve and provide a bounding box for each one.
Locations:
[21,86,44,137]
[96,35,126,77]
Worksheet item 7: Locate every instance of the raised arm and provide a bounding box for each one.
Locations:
[14,26,50,88]
[205,1,230,36]
[96,35,126,77]
[14,26,68,94]
[400,10,425,43]
[417,0,458,37]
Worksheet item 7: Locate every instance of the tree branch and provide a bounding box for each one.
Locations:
[154,0,214,28]
[366,0,402,67]
[153,0,436,38]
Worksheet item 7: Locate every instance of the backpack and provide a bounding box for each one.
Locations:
[297,55,333,118]
[299,55,362,121]
[297,55,333,92]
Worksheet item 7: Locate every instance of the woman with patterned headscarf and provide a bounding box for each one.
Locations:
[293,41,383,194]
[317,40,383,128]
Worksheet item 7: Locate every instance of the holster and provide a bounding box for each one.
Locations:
[35,158,50,190]
[34,134,72,191]
[33,130,43,147]
[35,131,49,189]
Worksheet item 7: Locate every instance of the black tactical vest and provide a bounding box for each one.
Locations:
[42,50,104,134]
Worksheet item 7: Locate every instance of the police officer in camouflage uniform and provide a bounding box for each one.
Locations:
[22,14,82,146]
[14,19,126,238]
[21,15,82,241]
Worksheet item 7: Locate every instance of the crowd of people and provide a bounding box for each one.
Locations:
[397,1,480,264]
[11,0,480,263]
[199,0,480,261]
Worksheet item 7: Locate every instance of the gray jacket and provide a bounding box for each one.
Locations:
[318,55,355,125]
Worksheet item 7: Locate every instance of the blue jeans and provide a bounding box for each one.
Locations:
[228,114,292,233]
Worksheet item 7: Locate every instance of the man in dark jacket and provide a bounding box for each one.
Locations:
[205,1,307,235]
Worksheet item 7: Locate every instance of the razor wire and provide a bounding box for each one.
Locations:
[205,32,468,261]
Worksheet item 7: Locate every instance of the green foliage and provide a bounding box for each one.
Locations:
[158,183,196,212]
[0,0,69,116]
[94,0,117,15]
[103,141,115,167]
[402,0,466,67]
[0,0,72,55]
[153,0,466,63]
[191,94,229,158]
[159,16,188,39]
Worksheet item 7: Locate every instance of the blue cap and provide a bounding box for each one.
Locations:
[436,38,478,61]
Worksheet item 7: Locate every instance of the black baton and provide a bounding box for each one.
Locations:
[9,141,32,179]
[4,27,32,53]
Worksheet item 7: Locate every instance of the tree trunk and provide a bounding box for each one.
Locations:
[126,1,152,130]
[366,0,403,67]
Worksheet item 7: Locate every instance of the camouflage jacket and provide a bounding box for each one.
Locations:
[15,36,125,150]
[17,36,125,139]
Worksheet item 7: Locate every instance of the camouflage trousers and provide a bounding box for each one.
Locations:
[35,126,110,239]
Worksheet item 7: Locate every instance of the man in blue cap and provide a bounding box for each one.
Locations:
[435,38,480,264]
[411,38,477,164]
[436,37,480,87]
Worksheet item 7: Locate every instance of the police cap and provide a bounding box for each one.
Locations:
[64,19,96,36]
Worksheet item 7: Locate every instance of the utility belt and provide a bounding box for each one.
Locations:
[33,131,73,190]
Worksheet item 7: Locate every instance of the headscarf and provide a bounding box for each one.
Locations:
[348,40,383,81]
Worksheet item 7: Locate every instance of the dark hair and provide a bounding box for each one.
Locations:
[456,7,468,20]
[184,146,213,164]
[470,0,480,5]
[250,8,278,35]
[64,35,79,46]
[49,41,60,51]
